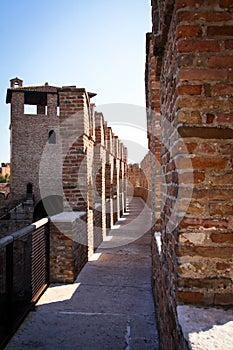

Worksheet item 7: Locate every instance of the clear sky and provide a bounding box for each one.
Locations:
[0,0,151,163]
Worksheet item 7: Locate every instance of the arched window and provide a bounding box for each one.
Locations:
[48,130,56,144]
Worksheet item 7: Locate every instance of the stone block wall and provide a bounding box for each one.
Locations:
[144,1,233,348]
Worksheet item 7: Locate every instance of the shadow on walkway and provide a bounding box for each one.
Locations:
[6,197,160,350]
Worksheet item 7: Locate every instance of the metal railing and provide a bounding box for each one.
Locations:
[0,218,50,349]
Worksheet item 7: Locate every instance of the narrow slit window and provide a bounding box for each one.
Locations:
[26,183,33,200]
[27,183,32,194]
[48,130,56,144]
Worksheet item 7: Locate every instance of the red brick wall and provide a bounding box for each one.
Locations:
[50,212,88,283]
[9,89,60,205]
[5,79,128,285]
[146,0,233,348]
[105,126,114,229]
[93,112,106,247]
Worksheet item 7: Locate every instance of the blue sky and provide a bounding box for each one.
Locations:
[0,1,151,162]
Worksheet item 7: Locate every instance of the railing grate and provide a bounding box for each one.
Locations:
[0,219,50,349]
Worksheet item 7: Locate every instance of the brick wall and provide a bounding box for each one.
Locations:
[7,85,61,205]
[50,212,88,283]
[105,126,114,230]
[93,112,106,247]
[146,1,233,349]
[4,78,128,283]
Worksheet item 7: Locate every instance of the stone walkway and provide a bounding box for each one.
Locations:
[6,197,160,350]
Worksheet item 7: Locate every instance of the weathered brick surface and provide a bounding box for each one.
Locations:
[145,1,233,349]
[6,85,61,205]
[49,213,88,283]
[3,78,128,283]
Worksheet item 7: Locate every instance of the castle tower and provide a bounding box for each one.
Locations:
[6,78,62,216]
[6,78,98,220]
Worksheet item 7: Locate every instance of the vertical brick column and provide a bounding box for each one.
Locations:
[59,86,94,257]
[119,143,124,216]
[146,32,162,229]
[10,92,25,202]
[123,147,128,211]
[47,93,57,117]
[93,112,106,247]
[50,211,88,283]
[37,104,45,114]
[105,126,114,230]
[59,87,88,211]
[86,136,94,258]
[173,0,233,306]
[113,136,120,222]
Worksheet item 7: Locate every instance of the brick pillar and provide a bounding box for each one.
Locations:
[87,137,94,258]
[146,32,162,229]
[113,136,120,222]
[119,143,124,216]
[93,112,106,247]
[47,93,57,117]
[123,147,128,211]
[59,87,88,211]
[173,0,233,306]
[10,92,25,202]
[37,105,45,114]
[105,126,114,230]
[59,87,94,257]
[50,211,88,283]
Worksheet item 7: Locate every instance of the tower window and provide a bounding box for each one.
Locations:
[48,130,56,144]
[27,183,33,194]
[24,104,37,115]
[26,183,33,200]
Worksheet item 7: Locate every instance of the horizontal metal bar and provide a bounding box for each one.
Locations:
[0,235,13,248]
[1,218,49,242]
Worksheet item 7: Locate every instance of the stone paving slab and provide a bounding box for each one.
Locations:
[6,198,160,350]
[178,305,233,350]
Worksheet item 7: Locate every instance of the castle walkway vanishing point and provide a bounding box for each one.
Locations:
[6,197,160,350]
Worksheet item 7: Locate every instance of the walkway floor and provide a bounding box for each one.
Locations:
[6,197,160,350]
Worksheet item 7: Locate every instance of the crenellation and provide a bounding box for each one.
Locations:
[1,77,128,284]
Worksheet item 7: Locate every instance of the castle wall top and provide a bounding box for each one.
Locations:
[6,78,96,106]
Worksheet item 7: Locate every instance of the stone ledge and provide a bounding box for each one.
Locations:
[50,211,86,223]
[178,305,233,350]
